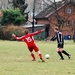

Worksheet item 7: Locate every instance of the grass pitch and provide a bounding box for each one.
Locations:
[0,40,75,75]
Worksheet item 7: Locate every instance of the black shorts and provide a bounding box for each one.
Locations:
[57,43,64,48]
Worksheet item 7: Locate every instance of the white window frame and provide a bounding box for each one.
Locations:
[67,8,72,14]
[67,20,71,26]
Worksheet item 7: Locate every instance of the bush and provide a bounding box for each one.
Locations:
[0,25,25,40]
[1,8,26,26]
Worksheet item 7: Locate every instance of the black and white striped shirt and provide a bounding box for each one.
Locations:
[51,31,64,44]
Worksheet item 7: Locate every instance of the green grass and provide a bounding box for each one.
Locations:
[0,40,75,75]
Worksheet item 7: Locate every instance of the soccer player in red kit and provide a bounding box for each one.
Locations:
[12,29,45,62]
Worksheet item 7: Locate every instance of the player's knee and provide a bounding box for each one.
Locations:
[57,48,60,52]
[37,51,41,54]
[30,52,33,54]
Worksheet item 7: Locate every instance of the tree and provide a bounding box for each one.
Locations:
[8,0,29,22]
[1,8,26,26]
[43,0,65,30]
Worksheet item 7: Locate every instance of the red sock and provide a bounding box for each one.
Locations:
[31,53,36,60]
[39,53,42,59]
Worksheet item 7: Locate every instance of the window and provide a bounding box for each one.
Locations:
[67,8,71,14]
[67,20,71,25]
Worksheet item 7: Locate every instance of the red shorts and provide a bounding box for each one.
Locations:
[28,44,39,52]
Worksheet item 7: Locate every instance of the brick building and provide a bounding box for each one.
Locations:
[35,0,75,39]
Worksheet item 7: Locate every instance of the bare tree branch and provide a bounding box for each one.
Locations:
[43,0,53,5]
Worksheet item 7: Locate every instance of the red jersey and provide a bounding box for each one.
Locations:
[13,30,43,47]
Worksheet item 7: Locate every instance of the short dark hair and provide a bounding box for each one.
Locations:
[24,29,29,35]
[54,27,59,31]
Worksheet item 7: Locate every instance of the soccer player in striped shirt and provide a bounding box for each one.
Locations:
[51,27,71,60]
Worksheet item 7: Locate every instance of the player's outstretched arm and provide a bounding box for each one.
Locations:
[32,29,45,35]
[50,35,57,41]
[12,34,24,41]
[12,34,17,38]
[41,29,45,32]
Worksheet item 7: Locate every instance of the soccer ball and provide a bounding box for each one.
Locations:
[45,54,50,59]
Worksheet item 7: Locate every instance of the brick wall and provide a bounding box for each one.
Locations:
[36,3,75,39]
